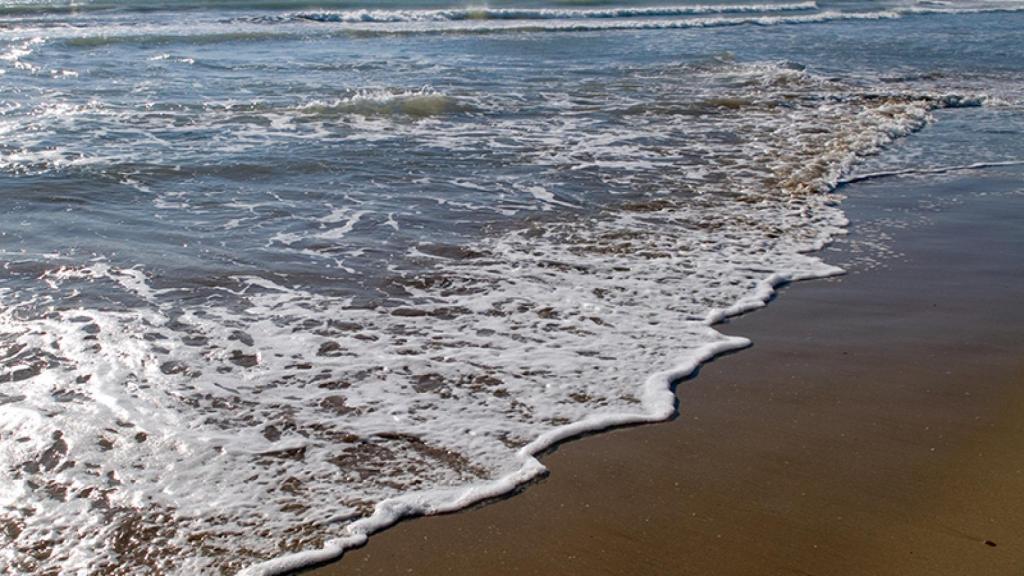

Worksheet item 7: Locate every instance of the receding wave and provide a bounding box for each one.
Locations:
[1,54,996,575]
[297,88,473,118]
[55,10,903,48]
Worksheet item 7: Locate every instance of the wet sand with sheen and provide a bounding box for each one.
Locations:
[304,171,1024,576]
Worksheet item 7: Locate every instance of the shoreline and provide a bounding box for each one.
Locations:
[301,166,1024,575]
[244,226,835,576]
[251,194,845,576]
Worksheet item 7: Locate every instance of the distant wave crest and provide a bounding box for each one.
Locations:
[291,2,819,24]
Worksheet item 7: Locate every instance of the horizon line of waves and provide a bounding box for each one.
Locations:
[290,5,1024,35]
[282,1,1024,26]
[47,11,903,47]
[294,10,903,35]
[5,0,1024,25]
[288,2,819,24]
[34,5,1024,47]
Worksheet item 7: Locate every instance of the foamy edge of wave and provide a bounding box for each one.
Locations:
[298,9,905,35]
[235,340,749,576]
[286,3,1024,35]
[239,271,837,576]
[287,1,1024,26]
[237,90,990,576]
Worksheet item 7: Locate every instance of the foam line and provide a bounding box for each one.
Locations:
[40,5,1024,48]
[237,256,851,576]
[292,2,819,23]
[237,337,758,576]
[305,10,907,35]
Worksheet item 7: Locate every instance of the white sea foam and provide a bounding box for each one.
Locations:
[291,10,907,35]
[285,0,1024,27]
[0,55,988,574]
[280,1,1024,35]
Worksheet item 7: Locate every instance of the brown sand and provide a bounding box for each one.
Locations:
[304,173,1024,576]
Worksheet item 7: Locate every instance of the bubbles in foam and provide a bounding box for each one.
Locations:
[3,1,1023,572]
[0,52,986,574]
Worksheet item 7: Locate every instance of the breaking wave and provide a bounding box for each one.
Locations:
[297,88,472,118]
[291,2,819,23]
[14,1,1017,48]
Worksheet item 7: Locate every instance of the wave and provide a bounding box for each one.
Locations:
[291,2,819,23]
[54,10,901,48]
[0,0,441,17]
[899,3,1024,16]
[297,88,472,118]
[234,87,991,575]
[283,1,1024,27]
[32,2,1024,48]
[62,30,285,48]
[394,10,903,35]
[0,86,469,176]
[7,0,1024,23]
[0,58,1000,574]
[3,4,1022,573]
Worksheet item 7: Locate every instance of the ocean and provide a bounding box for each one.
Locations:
[1,1,1022,574]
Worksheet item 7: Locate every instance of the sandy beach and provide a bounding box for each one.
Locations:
[304,168,1024,576]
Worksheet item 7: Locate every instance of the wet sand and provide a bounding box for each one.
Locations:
[303,169,1024,576]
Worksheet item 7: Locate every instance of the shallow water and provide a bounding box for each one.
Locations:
[1,1,1023,574]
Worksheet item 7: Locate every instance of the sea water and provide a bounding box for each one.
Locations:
[1,1,1022,574]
